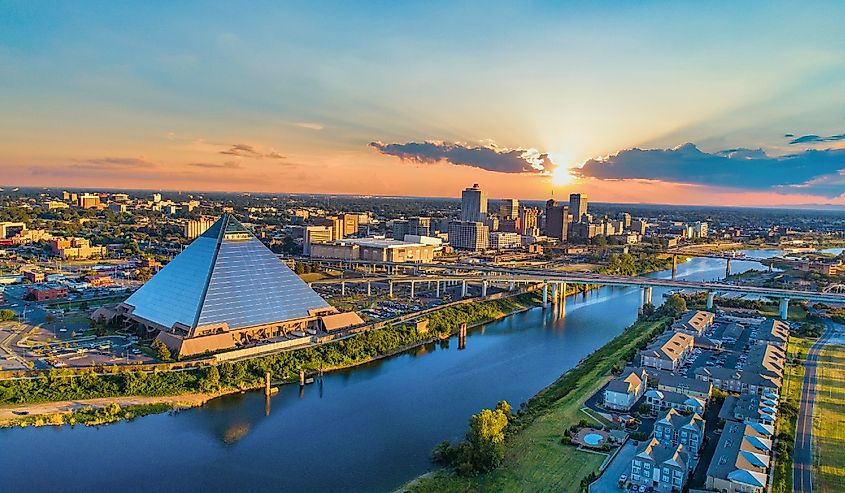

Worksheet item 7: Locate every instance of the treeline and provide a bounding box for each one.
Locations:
[0,294,542,406]
[595,253,677,276]
[1,402,173,428]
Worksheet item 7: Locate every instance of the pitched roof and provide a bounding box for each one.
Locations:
[125,214,330,331]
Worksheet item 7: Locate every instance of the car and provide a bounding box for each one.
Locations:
[619,474,628,483]
[639,485,647,492]
[59,328,67,332]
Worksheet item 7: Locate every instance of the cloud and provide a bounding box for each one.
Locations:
[295,122,324,131]
[186,161,242,169]
[788,133,845,144]
[219,143,286,160]
[70,157,157,169]
[575,143,845,197]
[369,140,553,174]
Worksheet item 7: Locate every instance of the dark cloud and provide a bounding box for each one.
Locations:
[187,161,242,169]
[219,144,285,159]
[369,140,552,174]
[788,133,845,145]
[575,143,845,197]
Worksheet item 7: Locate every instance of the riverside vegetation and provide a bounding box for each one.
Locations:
[2,402,175,428]
[0,294,543,407]
[409,297,686,492]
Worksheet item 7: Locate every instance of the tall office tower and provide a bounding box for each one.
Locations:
[77,193,101,209]
[342,213,359,237]
[544,199,570,241]
[304,225,334,255]
[460,184,488,223]
[618,212,632,229]
[499,198,519,219]
[519,207,540,234]
[448,221,490,251]
[408,217,431,236]
[568,193,588,223]
[392,220,409,240]
[152,193,162,203]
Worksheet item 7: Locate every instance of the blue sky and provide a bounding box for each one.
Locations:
[1,1,844,204]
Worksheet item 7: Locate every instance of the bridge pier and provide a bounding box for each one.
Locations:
[779,298,789,320]
[640,286,653,315]
[461,280,468,298]
[509,281,515,291]
[367,281,371,296]
[706,290,715,310]
[672,255,677,279]
[435,280,440,298]
[552,282,559,304]
[562,282,568,300]
[410,281,415,299]
[389,281,394,298]
[725,258,732,278]
[481,280,488,297]
[542,282,549,304]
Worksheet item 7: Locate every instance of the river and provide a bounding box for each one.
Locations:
[0,250,784,492]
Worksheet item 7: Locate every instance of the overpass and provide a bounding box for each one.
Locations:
[306,264,845,320]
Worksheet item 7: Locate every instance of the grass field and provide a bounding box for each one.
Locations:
[404,316,672,493]
[814,344,845,493]
[771,335,810,493]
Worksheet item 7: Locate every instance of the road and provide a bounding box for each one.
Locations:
[793,322,840,493]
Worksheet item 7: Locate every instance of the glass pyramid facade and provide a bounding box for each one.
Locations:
[125,214,330,331]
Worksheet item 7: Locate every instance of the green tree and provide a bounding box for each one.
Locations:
[200,366,220,392]
[0,309,16,321]
[151,339,172,361]
[663,294,687,317]
[136,267,152,282]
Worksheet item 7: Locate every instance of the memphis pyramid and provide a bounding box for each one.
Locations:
[122,214,335,355]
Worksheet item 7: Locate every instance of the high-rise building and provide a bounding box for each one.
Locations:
[569,193,588,223]
[184,217,216,239]
[694,222,708,238]
[408,217,431,236]
[342,213,359,237]
[304,225,334,255]
[619,212,632,229]
[448,221,489,251]
[544,199,570,241]
[499,198,519,219]
[78,193,101,209]
[519,207,540,235]
[152,193,162,203]
[460,184,488,223]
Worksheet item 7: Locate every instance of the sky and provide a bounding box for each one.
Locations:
[1,1,845,206]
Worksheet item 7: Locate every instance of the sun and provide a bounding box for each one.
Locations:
[551,166,574,186]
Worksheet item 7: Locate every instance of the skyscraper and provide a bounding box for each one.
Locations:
[569,193,588,223]
[460,184,488,223]
[544,199,570,241]
[499,198,519,219]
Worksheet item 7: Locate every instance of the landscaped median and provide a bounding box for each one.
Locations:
[402,310,675,493]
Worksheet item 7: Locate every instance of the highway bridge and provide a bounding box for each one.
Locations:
[303,260,845,320]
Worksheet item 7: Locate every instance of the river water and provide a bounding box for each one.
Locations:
[0,250,783,492]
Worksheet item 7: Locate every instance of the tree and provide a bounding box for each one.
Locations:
[136,267,152,282]
[663,294,687,317]
[151,339,172,361]
[0,309,16,321]
[200,366,220,392]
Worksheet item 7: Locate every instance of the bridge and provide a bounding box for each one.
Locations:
[304,260,845,320]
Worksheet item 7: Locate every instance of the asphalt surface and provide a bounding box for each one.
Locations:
[793,323,838,493]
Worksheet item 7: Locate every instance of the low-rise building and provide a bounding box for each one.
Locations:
[309,238,436,263]
[653,408,705,456]
[49,237,106,259]
[640,332,694,371]
[672,310,714,336]
[718,394,778,426]
[604,368,648,411]
[27,284,69,301]
[643,389,705,415]
[653,373,713,399]
[630,438,690,491]
[705,421,773,493]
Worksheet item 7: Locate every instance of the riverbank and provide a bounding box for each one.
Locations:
[0,292,548,426]
[402,311,674,492]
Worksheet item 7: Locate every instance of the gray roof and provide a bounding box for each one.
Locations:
[636,438,689,470]
[706,422,771,487]
[125,214,330,330]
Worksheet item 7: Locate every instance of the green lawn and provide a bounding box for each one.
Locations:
[814,344,845,493]
[404,316,672,493]
[771,336,807,493]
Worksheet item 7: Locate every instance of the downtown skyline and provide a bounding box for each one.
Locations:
[2,1,845,206]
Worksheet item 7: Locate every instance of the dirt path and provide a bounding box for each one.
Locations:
[0,391,228,425]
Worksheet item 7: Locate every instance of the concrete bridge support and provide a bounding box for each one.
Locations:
[639,287,653,314]
[725,258,732,278]
[509,281,515,291]
[779,298,789,320]
[461,280,468,298]
[367,281,371,296]
[542,282,549,304]
[706,290,715,310]
[435,280,440,298]
[672,255,677,279]
[481,280,488,297]
[409,281,415,299]
[389,281,394,298]
[552,282,559,304]
[341,281,346,296]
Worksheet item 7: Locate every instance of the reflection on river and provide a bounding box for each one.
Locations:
[0,251,784,493]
